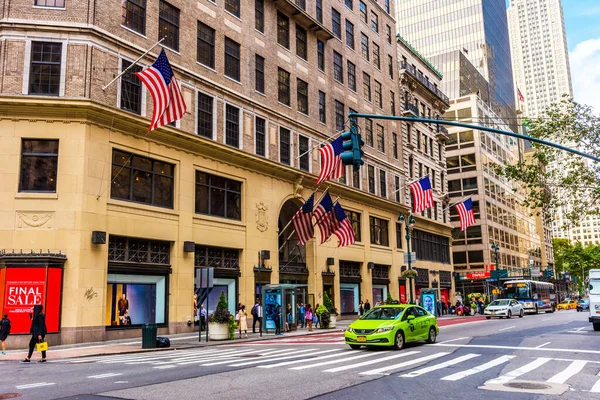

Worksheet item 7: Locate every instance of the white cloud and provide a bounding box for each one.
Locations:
[570,38,600,113]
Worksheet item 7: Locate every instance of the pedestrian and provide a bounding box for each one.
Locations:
[298,302,305,328]
[251,299,262,333]
[314,303,320,328]
[21,305,47,363]
[442,301,447,315]
[359,301,364,316]
[199,304,207,331]
[364,299,371,312]
[236,302,242,313]
[437,301,442,316]
[0,314,11,355]
[274,305,282,336]
[305,304,313,332]
[237,305,248,339]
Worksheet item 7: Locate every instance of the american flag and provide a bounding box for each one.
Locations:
[291,193,315,246]
[316,137,345,185]
[314,193,336,244]
[456,197,476,231]
[409,176,434,213]
[136,49,187,132]
[517,88,525,103]
[332,202,355,247]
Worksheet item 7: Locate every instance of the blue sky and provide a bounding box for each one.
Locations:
[562,0,600,111]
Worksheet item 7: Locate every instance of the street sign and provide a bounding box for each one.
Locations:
[464,271,491,279]
[530,266,541,277]
[403,252,416,264]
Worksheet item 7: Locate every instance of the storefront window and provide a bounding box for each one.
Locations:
[106,275,166,326]
[340,284,359,314]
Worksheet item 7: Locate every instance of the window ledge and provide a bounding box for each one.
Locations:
[370,244,392,252]
[33,6,66,11]
[120,25,148,39]
[15,192,58,199]
[196,62,217,73]
[193,214,246,228]
[107,199,179,217]
[224,75,243,86]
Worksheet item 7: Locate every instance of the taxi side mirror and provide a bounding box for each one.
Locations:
[407,315,415,321]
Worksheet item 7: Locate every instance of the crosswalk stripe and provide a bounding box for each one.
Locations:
[62,349,201,363]
[141,348,269,365]
[227,348,322,367]
[324,351,421,373]
[591,377,600,393]
[113,349,242,364]
[289,351,388,370]
[546,360,588,384]
[257,350,349,369]
[360,352,449,376]
[441,355,515,381]
[400,353,481,378]
[485,357,552,385]
[199,349,297,366]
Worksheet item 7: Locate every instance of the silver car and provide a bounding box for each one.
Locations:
[485,299,524,319]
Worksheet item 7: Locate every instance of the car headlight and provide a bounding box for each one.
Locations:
[375,326,394,333]
[596,305,600,310]
[346,327,353,333]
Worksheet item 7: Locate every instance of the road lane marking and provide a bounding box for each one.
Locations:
[16,382,56,389]
[547,360,588,384]
[498,326,516,332]
[536,342,551,348]
[359,352,449,376]
[567,327,588,333]
[485,357,552,385]
[324,351,420,373]
[226,348,322,367]
[258,350,348,368]
[438,337,470,344]
[88,373,123,379]
[431,343,600,355]
[290,351,388,370]
[154,365,177,369]
[441,355,515,381]
[400,354,480,378]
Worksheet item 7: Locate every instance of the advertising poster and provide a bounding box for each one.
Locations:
[106,283,157,326]
[421,292,437,316]
[3,268,47,334]
[264,289,281,330]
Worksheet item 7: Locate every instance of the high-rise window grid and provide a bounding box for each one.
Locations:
[277,12,290,49]
[36,0,65,7]
[19,139,59,193]
[224,37,241,81]
[255,0,264,32]
[346,20,355,49]
[347,61,356,91]
[392,132,398,159]
[370,216,389,246]
[376,124,384,152]
[372,43,380,69]
[359,1,367,24]
[28,42,62,96]
[197,22,215,69]
[368,165,375,194]
[332,8,342,39]
[224,0,240,18]
[195,172,241,220]
[333,51,344,83]
[158,1,179,51]
[120,59,142,115]
[365,118,373,146]
[296,25,308,60]
[352,168,360,189]
[386,25,392,44]
[278,68,290,106]
[361,33,369,60]
[388,55,394,79]
[255,54,265,94]
[197,92,214,139]
[280,128,291,165]
[374,80,382,108]
[371,11,378,33]
[379,170,386,198]
[255,117,266,157]
[225,104,240,147]
[345,0,353,10]
[297,79,309,115]
[335,100,345,131]
[363,72,371,102]
[317,40,325,71]
[299,135,310,171]
[319,91,326,123]
[122,0,146,34]
[395,176,400,202]
[316,0,323,23]
[390,91,396,115]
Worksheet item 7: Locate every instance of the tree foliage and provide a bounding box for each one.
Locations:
[552,238,600,290]
[495,95,600,226]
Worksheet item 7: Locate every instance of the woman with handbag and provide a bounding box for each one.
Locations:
[305,304,313,332]
[237,305,248,339]
[21,304,48,363]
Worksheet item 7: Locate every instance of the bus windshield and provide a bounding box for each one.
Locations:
[504,284,530,300]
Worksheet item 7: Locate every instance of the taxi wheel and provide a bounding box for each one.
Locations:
[519,309,524,318]
[426,327,436,344]
[349,344,362,350]
[394,330,405,350]
[507,311,512,319]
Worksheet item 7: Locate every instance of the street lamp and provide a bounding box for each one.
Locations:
[399,213,416,303]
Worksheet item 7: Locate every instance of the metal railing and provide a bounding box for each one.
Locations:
[400,61,450,105]
[403,102,419,116]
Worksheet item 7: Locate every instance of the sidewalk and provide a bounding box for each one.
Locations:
[0,314,482,362]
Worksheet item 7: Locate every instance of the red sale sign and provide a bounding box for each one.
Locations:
[466,271,491,279]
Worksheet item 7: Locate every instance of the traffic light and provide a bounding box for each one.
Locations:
[340,127,365,171]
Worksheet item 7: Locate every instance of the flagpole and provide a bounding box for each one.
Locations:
[294,131,343,162]
[278,186,330,238]
[442,196,472,213]
[101,38,165,91]
[389,176,424,198]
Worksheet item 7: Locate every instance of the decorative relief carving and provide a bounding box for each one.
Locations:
[293,176,304,198]
[16,212,55,229]
[255,202,268,232]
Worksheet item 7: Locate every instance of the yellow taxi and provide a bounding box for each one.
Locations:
[556,300,578,310]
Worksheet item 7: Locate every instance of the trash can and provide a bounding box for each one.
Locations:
[142,324,157,349]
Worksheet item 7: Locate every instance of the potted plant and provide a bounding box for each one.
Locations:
[316,304,330,329]
[323,292,338,328]
[401,269,418,280]
[209,291,235,341]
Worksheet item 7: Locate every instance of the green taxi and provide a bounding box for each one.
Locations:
[344,304,439,350]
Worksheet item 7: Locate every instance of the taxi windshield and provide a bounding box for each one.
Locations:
[362,307,404,320]
[489,300,510,306]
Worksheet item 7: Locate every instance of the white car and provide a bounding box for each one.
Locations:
[485,299,524,319]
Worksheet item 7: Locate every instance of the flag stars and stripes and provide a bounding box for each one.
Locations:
[409,176,434,213]
[292,193,316,246]
[331,202,355,247]
[456,197,476,231]
[316,137,345,185]
[314,193,336,244]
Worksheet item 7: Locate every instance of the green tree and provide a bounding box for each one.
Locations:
[495,96,600,226]
[553,238,600,292]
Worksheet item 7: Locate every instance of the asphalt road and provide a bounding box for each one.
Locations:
[0,310,598,400]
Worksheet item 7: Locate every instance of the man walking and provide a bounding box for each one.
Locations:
[364,299,371,313]
[0,314,10,355]
[198,304,207,331]
[274,305,282,336]
[298,302,305,328]
[21,305,48,363]
[252,299,262,333]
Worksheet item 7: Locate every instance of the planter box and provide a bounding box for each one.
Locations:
[329,315,337,328]
[209,322,229,341]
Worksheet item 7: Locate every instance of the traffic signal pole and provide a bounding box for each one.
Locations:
[348,113,600,163]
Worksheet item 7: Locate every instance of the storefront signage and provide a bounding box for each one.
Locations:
[464,272,491,280]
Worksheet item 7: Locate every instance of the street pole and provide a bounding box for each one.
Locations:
[399,213,416,304]
[258,251,262,337]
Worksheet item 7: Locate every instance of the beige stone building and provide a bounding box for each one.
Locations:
[0,0,452,346]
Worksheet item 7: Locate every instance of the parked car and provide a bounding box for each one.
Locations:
[557,300,578,310]
[344,305,438,350]
[484,299,524,319]
[577,299,590,312]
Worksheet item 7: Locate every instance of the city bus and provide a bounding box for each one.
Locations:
[503,280,555,314]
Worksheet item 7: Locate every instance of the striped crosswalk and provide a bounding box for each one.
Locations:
[47,346,600,393]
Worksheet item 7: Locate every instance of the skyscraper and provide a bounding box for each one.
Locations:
[395,0,517,126]
[507,0,573,117]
